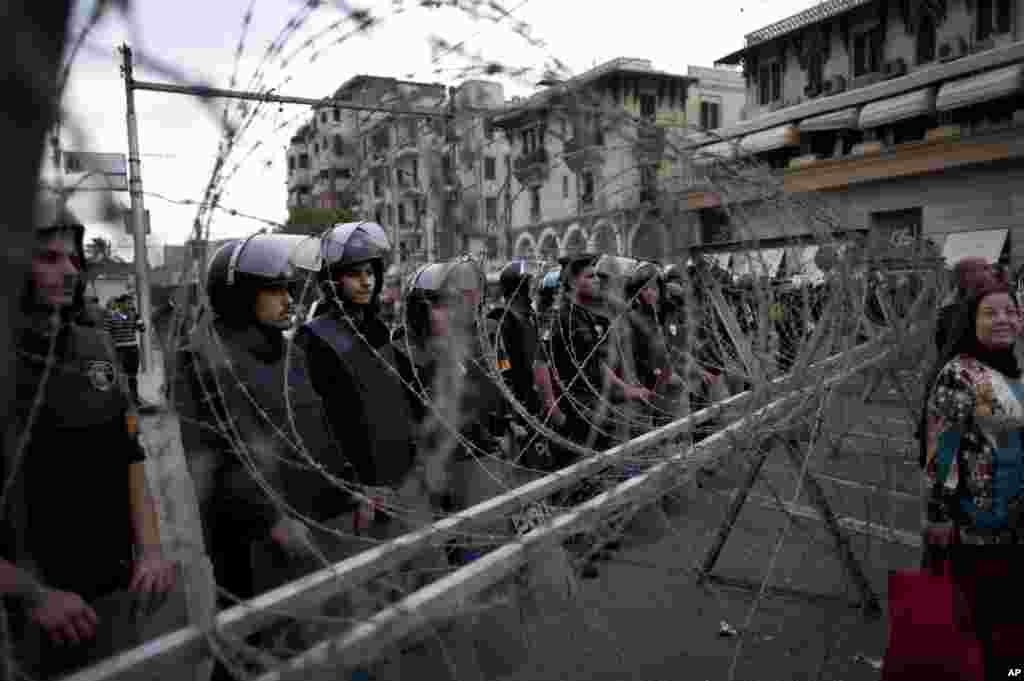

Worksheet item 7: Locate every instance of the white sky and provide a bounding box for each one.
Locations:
[62,0,818,260]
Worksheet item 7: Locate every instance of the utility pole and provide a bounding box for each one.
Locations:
[51,113,65,214]
[120,44,156,383]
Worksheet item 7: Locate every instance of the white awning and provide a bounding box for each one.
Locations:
[739,125,800,155]
[706,252,732,269]
[694,141,737,164]
[732,248,786,277]
[936,64,1024,112]
[941,229,1008,265]
[799,107,860,133]
[859,88,936,129]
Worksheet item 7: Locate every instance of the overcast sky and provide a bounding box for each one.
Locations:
[61,0,818,260]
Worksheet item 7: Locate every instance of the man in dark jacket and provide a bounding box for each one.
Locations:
[296,223,435,568]
[5,203,175,679]
[177,234,355,616]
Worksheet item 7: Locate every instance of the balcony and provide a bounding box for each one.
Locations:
[562,137,604,174]
[288,168,312,190]
[513,148,550,186]
[634,124,666,163]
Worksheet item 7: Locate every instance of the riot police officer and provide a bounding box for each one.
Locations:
[550,253,651,461]
[295,223,434,566]
[6,201,175,679]
[176,234,356,619]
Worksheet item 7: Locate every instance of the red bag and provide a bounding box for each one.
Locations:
[881,560,985,681]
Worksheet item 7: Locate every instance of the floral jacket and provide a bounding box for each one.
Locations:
[925,355,1024,535]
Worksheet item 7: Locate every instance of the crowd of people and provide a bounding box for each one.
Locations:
[13,203,1024,680]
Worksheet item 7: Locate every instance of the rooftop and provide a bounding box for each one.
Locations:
[492,57,696,125]
[717,0,875,64]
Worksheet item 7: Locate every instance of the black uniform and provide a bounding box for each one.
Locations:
[550,301,615,454]
[298,306,417,489]
[488,298,543,416]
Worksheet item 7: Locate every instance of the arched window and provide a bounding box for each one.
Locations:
[917,13,937,64]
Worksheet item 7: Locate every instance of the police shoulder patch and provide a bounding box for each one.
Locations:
[86,360,117,392]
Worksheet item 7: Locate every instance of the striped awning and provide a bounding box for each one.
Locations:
[859,88,936,129]
[732,248,786,277]
[936,64,1024,112]
[739,124,800,155]
[799,107,860,133]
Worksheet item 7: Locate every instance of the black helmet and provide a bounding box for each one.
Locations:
[499,260,542,300]
[625,261,663,302]
[315,221,391,302]
[206,233,314,327]
[557,252,600,291]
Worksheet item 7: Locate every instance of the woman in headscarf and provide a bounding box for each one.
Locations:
[920,280,1024,678]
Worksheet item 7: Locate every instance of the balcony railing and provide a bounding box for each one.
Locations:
[513,148,550,186]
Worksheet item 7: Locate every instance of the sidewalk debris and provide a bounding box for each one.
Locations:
[718,621,738,637]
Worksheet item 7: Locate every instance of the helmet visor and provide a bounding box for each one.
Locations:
[321,221,391,267]
[228,234,310,284]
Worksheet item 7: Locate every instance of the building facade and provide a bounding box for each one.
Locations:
[689,0,1024,278]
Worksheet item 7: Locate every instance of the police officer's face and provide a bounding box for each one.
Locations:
[254,285,293,326]
[31,231,80,308]
[338,263,375,305]
[640,283,659,307]
[429,300,451,338]
[575,266,597,300]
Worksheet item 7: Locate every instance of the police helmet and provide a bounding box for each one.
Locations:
[404,258,485,339]
[206,233,314,326]
[557,252,600,291]
[625,261,663,303]
[499,259,542,301]
[314,221,391,301]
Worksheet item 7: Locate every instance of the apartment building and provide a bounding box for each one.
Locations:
[686,0,1024,279]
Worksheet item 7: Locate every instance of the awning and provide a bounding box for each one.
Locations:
[941,229,1008,265]
[784,245,825,282]
[732,248,786,277]
[859,87,936,129]
[694,141,737,163]
[739,125,800,155]
[706,252,732,269]
[936,64,1024,112]
[799,107,860,133]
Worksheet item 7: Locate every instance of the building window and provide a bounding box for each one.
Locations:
[485,196,498,222]
[853,26,884,77]
[333,107,340,122]
[375,208,383,224]
[314,142,319,155]
[562,175,569,198]
[699,207,731,244]
[522,128,539,153]
[411,158,419,185]
[333,134,344,156]
[581,172,595,208]
[700,101,721,130]
[530,187,541,222]
[807,54,824,94]
[298,154,310,169]
[320,111,327,124]
[288,157,295,171]
[639,94,656,120]
[917,14,937,64]
[976,0,1014,40]
[758,62,783,105]
[484,156,496,180]
[398,203,406,226]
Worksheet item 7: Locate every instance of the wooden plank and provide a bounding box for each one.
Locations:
[68,326,921,681]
